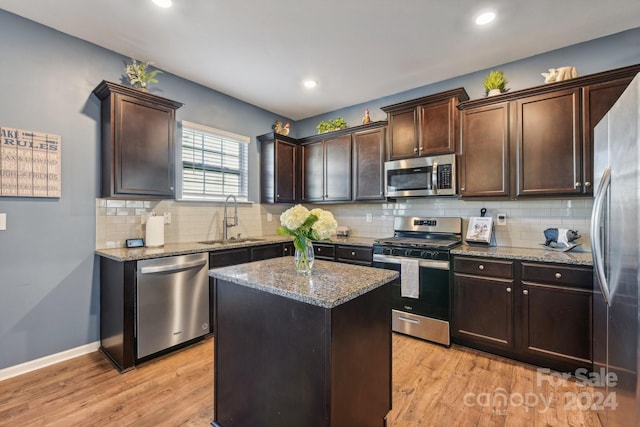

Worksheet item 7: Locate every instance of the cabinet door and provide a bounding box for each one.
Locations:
[275,139,298,203]
[352,128,385,201]
[418,98,456,155]
[453,273,514,350]
[521,282,592,368]
[515,88,581,196]
[459,103,510,197]
[387,108,417,160]
[324,135,352,201]
[114,94,176,198]
[251,243,283,261]
[301,141,324,202]
[582,77,634,195]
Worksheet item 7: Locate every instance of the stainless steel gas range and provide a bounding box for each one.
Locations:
[372,216,462,346]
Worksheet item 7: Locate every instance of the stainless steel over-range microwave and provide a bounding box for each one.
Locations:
[384,154,457,198]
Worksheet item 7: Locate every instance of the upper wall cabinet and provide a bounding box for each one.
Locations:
[381,88,469,160]
[301,134,352,203]
[352,125,386,201]
[93,81,183,199]
[458,64,640,199]
[258,133,299,203]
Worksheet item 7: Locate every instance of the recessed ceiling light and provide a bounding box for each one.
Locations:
[475,12,496,25]
[153,0,172,8]
[303,80,317,89]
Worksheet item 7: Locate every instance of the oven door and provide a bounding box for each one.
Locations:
[373,254,451,345]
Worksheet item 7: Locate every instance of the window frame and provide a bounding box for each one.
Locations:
[178,120,250,202]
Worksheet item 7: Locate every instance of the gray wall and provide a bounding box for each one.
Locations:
[295,27,640,136]
[0,6,638,369]
[0,10,283,369]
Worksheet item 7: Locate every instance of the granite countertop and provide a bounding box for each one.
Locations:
[95,235,377,262]
[209,257,398,308]
[451,245,593,266]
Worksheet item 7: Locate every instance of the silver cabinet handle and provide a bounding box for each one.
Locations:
[351,251,356,256]
[585,182,592,187]
[461,187,465,191]
[413,147,418,153]
[555,272,562,279]
[523,290,529,296]
[575,181,582,187]
[506,287,512,293]
[478,264,485,270]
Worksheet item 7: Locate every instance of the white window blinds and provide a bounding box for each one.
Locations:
[180,121,249,201]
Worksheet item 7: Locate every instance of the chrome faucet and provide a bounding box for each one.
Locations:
[223,195,238,241]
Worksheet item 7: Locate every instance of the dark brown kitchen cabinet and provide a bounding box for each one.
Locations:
[313,243,336,261]
[258,133,299,203]
[453,258,515,351]
[520,263,593,369]
[458,64,640,200]
[251,243,285,261]
[336,245,373,266]
[459,102,510,197]
[93,81,182,199]
[352,126,386,201]
[515,88,582,197]
[382,88,469,160]
[453,255,593,372]
[301,134,352,202]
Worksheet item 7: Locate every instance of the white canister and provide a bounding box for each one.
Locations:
[145,216,165,247]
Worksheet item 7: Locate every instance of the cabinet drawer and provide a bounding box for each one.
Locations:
[336,245,373,264]
[210,248,251,268]
[521,263,592,289]
[454,257,514,279]
[313,243,335,260]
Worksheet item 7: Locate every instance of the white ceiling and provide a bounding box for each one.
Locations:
[2,0,639,120]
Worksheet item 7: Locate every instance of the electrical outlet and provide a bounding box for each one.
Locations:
[267,213,273,222]
[0,213,6,230]
[497,213,507,226]
[366,213,373,223]
[163,212,171,224]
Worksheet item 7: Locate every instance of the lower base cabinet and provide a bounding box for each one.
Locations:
[453,256,593,373]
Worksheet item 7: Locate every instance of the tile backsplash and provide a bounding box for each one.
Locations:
[96,197,593,251]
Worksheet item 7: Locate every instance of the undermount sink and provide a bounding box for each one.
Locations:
[198,238,265,245]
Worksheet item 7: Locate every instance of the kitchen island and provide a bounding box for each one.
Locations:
[208,257,398,427]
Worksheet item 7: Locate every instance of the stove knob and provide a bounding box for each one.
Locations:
[421,250,431,259]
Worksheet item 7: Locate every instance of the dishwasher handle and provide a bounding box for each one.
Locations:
[139,259,207,275]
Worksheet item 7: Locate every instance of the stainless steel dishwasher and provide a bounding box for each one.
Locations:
[136,252,210,359]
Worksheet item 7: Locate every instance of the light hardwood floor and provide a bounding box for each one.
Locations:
[0,335,603,426]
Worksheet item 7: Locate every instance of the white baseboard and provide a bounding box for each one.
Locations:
[0,341,100,381]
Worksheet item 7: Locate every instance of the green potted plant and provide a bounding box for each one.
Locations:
[316,117,348,134]
[483,70,508,96]
[124,58,162,91]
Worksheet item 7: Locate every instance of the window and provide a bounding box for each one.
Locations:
[180,121,249,201]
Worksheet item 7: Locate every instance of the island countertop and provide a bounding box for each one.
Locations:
[209,257,398,309]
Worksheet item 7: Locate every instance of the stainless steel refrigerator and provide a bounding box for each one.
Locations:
[592,72,640,426]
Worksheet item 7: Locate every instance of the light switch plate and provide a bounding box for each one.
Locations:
[0,213,6,230]
[267,213,273,222]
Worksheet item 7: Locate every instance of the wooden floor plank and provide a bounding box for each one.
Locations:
[0,334,603,426]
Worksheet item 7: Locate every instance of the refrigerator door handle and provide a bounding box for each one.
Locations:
[590,167,612,306]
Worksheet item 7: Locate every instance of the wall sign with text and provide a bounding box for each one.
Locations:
[0,126,61,198]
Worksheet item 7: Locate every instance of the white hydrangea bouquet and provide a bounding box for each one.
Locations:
[277,205,338,274]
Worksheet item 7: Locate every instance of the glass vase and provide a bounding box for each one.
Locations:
[294,241,315,275]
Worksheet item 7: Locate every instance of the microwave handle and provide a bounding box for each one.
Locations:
[432,161,438,194]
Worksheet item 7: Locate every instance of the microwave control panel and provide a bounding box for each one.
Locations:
[438,164,452,189]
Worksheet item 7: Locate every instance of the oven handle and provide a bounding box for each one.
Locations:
[372,254,449,270]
